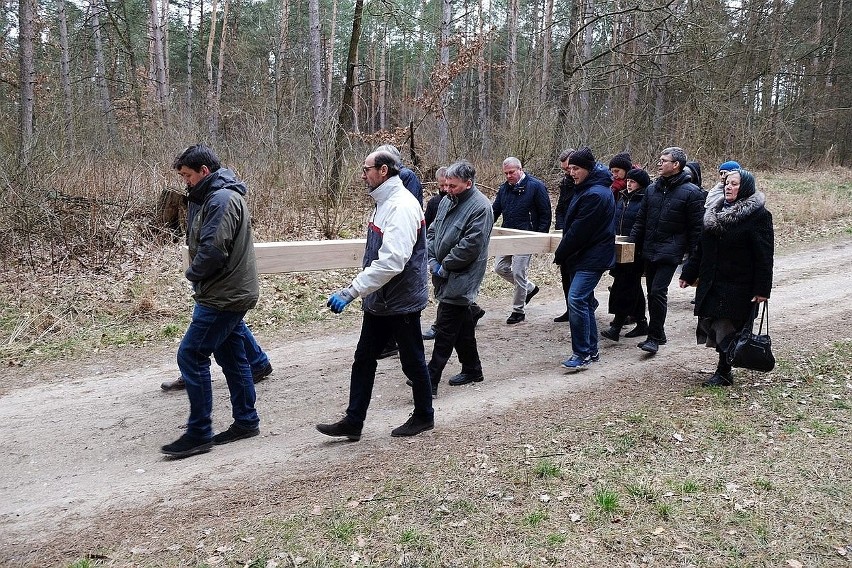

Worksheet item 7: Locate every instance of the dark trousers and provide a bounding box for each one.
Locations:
[608,260,646,323]
[346,311,433,427]
[559,262,573,312]
[427,302,482,384]
[643,261,679,340]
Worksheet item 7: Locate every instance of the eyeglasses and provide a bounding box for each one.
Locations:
[362,165,379,173]
[657,158,676,164]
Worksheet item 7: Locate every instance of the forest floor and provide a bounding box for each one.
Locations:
[1,236,851,567]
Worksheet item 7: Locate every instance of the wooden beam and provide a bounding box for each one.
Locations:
[181,229,632,274]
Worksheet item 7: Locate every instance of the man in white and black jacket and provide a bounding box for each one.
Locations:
[317,149,434,440]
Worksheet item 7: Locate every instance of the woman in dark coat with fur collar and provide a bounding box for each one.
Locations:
[679,169,774,387]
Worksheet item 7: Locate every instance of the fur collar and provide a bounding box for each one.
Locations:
[704,191,766,233]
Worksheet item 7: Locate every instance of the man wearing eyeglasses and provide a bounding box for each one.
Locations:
[628,147,704,355]
[317,150,434,440]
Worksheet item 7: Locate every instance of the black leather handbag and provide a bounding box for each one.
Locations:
[727,301,775,372]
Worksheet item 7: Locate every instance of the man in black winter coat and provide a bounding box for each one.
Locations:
[628,146,704,355]
[553,149,576,323]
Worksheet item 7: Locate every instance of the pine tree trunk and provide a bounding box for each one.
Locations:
[58,0,74,149]
[18,0,35,167]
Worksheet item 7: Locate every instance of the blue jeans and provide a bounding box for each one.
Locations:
[239,325,270,371]
[346,311,433,428]
[177,304,260,440]
[568,270,603,357]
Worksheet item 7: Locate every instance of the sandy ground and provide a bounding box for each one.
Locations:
[1,237,851,564]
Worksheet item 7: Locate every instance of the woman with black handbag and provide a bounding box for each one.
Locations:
[678,169,774,386]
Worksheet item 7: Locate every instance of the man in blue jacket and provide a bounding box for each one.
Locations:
[317,149,434,440]
[493,157,552,324]
[161,145,262,458]
[553,147,615,369]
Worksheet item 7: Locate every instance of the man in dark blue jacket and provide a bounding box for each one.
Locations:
[493,157,552,324]
[628,146,705,355]
[553,147,615,368]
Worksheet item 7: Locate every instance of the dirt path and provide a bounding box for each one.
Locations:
[2,237,851,562]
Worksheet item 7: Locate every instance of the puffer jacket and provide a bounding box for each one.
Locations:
[493,174,552,232]
[185,168,259,312]
[614,186,645,237]
[629,170,704,264]
[680,192,774,321]
[427,186,494,305]
[351,175,429,315]
[553,163,616,272]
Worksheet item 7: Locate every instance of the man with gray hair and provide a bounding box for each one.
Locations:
[492,156,552,324]
[426,160,494,391]
[628,146,704,355]
[316,149,434,439]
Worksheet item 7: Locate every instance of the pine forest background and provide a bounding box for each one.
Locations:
[1,0,851,276]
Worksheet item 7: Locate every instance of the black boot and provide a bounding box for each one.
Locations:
[601,316,625,341]
[623,318,648,338]
[702,353,734,387]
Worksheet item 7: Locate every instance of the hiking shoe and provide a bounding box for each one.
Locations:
[213,423,260,445]
[316,419,362,441]
[448,372,484,386]
[702,372,734,387]
[161,376,186,391]
[378,347,399,359]
[553,312,570,322]
[391,413,434,437]
[638,338,659,354]
[422,326,437,340]
[506,312,525,324]
[252,362,273,383]
[623,319,648,338]
[161,433,213,458]
[561,352,597,369]
[525,285,540,304]
[600,325,621,341]
[473,307,486,324]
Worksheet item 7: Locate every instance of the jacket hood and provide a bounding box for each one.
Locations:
[684,161,703,189]
[188,168,247,203]
[577,162,613,192]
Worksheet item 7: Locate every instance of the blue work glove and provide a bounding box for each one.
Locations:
[327,287,356,313]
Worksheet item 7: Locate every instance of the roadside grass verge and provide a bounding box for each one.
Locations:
[64,341,852,567]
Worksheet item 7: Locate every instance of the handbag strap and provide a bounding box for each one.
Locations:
[756,300,769,335]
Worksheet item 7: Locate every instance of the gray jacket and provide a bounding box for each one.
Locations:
[427,186,494,305]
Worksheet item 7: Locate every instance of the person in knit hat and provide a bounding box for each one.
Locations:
[608,152,634,196]
[553,146,615,368]
[602,167,650,342]
[705,160,741,207]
